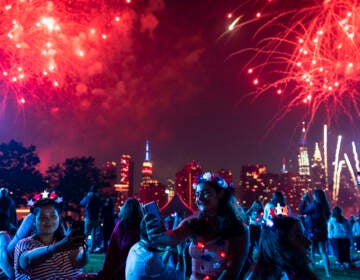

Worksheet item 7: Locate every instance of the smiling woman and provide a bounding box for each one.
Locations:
[14,198,89,280]
[146,172,249,280]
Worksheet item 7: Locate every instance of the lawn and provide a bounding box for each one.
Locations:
[84,252,360,279]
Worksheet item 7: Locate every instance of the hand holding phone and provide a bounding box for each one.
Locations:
[143,201,166,232]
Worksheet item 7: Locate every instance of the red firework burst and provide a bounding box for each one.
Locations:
[0,0,135,109]
[230,0,360,128]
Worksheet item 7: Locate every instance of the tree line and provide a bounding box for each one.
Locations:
[0,139,106,206]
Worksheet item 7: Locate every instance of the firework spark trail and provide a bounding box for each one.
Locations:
[352,141,360,171]
[332,134,342,200]
[324,124,328,190]
[231,0,360,129]
[334,159,345,201]
[344,152,357,186]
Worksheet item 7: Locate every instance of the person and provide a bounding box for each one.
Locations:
[300,189,331,278]
[352,210,360,252]
[245,200,263,261]
[0,190,61,279]
[0,213,34,279]
[328,206,354,269]
[0,187,17,232]
[125,216,186,280]
[246,215,318,280]
[146,171,248,280]
[263,191,291,221]
[97,197,143,280]
[80,185,102,253]
[101,196,115,252]
[14,198,89,279]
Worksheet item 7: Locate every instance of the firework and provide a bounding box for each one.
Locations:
[332,134,342,200]
[0,0,136,110]
[230,0,360,128]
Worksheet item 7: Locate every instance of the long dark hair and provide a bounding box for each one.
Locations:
[271,191,286,207]
[118,198,143,229]
[313,189,331,221]
[332,206,345,223]
[249,216,318,280]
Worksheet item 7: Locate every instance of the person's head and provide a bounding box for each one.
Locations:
[247,200,263,216]
[271,191,286,206]
[332,206,344,222]
[313,189,328,204]
[194,172,234,216]
[118,197,143,228]
[0,187,8,198]
[89,185,97,193]
[253,216,315,279]
[33,199,63,238]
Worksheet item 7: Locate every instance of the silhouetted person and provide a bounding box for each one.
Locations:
[80,185,102,253]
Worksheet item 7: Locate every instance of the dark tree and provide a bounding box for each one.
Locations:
[0,140,44,204]
[47,156,101,203]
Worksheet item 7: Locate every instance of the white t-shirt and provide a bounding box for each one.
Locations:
[125,242,184,280]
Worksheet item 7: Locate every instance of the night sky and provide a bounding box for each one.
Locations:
[0,0,359,187]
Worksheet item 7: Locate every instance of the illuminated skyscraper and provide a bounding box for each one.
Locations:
[311,142,326,189]
[139,140,167,206]
[114,155,134,209]
[298,122,310,176]
[175,160,202,209]
[297,122,311,190]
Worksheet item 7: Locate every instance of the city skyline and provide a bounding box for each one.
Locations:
[0,0,359,198]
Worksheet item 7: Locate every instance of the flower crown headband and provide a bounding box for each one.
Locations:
[193,172,230,189]
[27,190,63,207]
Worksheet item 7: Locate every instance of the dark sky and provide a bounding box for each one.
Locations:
[1,0,359,186]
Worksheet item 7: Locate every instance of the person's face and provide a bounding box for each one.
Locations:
[287,221,311,253]
[195,183,221,214]
[35,205,60,236]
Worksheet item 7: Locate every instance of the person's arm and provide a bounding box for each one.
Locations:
[79,195,87,207]
[146,215,194,246]
[218,225,249,280]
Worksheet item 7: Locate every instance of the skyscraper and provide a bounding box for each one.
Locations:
[298,122,310,176]
[311,142,326,189]
[297,122,311,191]
[114,154,134,209]
[175,160,202,209]
[139,140,167,206]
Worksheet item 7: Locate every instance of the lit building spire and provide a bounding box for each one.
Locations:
[298,121,310,176]
[145,139,150,161]
[142,140,153,176]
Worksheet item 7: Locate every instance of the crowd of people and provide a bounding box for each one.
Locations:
[0,174,359,279]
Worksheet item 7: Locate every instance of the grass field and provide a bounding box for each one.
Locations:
[84,252,360,279]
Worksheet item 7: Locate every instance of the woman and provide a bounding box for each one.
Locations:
[97,197,143,280]
[247,216,318,280]
[328,206,354,269]
[300,189,331,277]
[14,198,89,279]
[146,172,248,280]
[246,200,263,261]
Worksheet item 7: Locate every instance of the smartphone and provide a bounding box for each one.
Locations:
[143,201,165,230]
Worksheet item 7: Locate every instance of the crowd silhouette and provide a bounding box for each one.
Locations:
[0,173,359,279]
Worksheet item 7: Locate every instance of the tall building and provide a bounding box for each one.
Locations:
[113,155,134,210]
[311,142,326,189]
[175,160,202,209]
[139,140,167,206]
[298,122,310,176]
[297,122,311,190]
